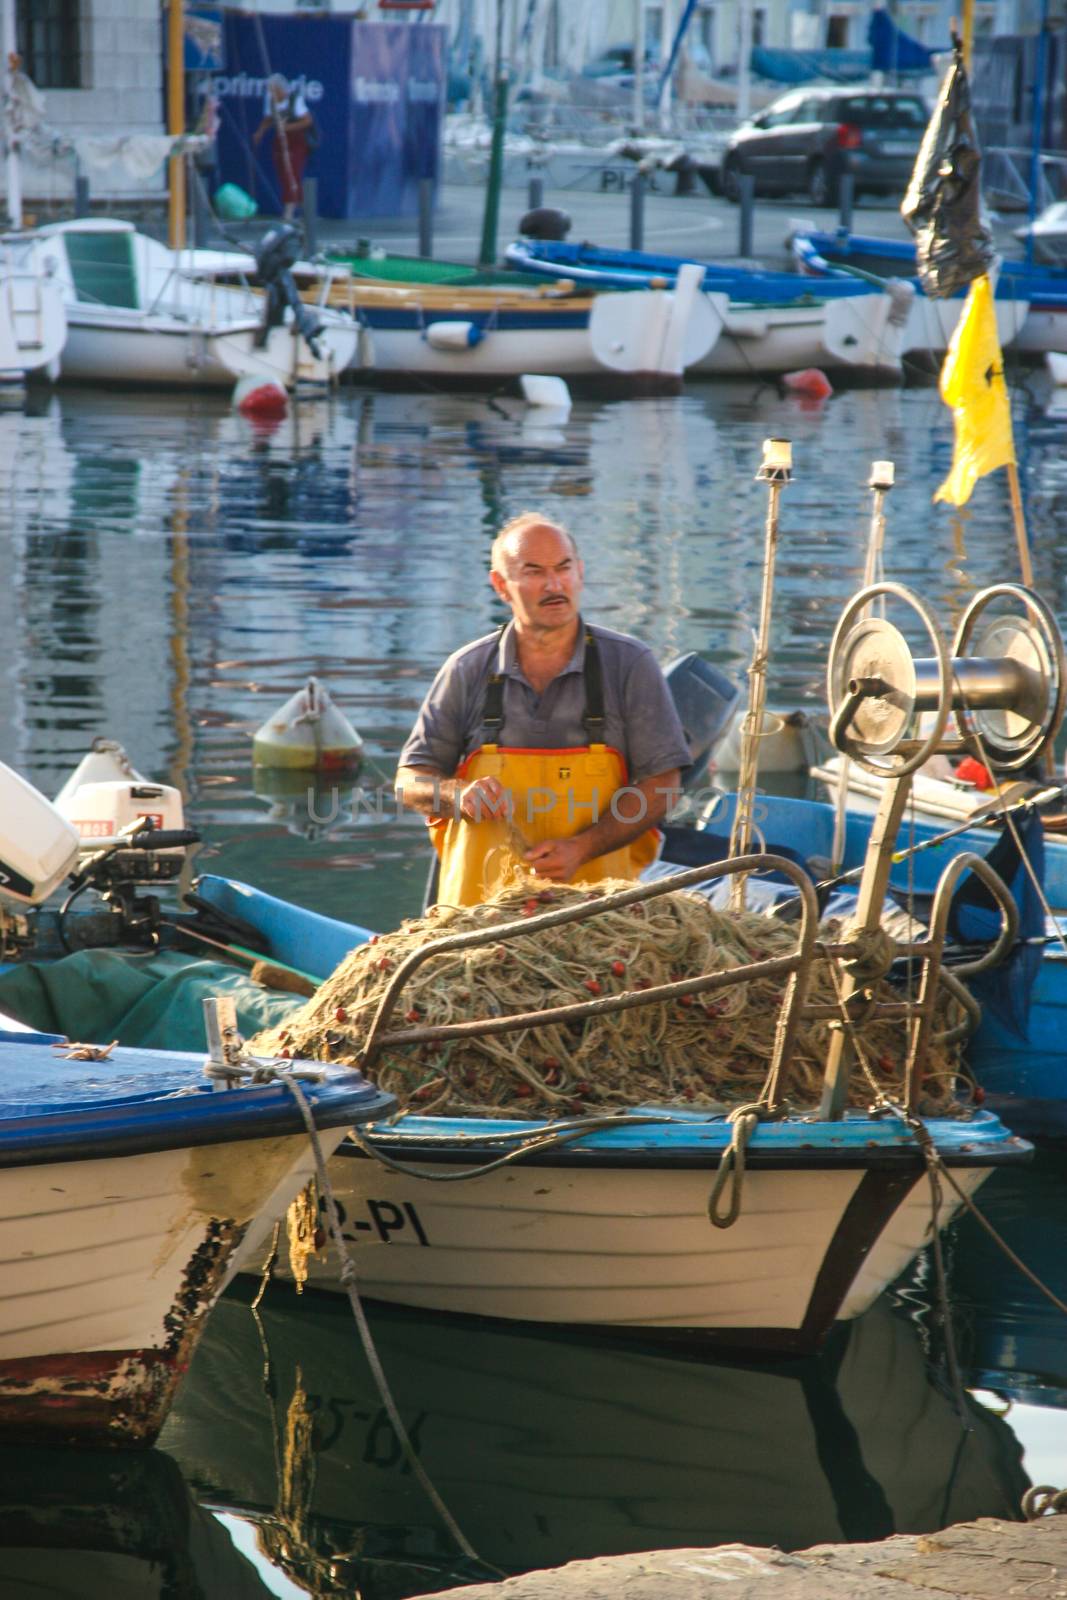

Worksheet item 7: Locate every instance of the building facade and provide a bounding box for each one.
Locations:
[9,0,165,206]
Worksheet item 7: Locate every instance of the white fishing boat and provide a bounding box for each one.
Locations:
[0,760,394,1446]
[501,239,912,382]
[0,233,67,384]
[0,531,1056,1355]
[331,267,722,393]
[695,290,909,380]
[21,219,357,389]
[239,571,1056,1349]
[790,229,1032,361]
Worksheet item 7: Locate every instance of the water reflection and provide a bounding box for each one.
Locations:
[0,1444,277,1599]
[158,1283,1027,1599]
[950,1154,1067,1411]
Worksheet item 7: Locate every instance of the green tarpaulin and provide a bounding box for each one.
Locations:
[0,949,306,1053]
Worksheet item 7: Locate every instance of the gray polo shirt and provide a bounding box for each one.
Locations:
[398,619,691,783]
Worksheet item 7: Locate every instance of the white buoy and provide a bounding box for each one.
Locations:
[520,374,571,414]
[252,677,364,772]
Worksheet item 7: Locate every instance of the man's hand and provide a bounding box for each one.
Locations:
[458,776,508,822]
[523,835,590,882]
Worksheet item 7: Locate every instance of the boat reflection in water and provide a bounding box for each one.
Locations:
[0,1445,276,1600]
[161,1283,1028,1598]
[949,1153,1067,1411]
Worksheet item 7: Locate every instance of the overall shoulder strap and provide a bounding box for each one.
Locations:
[480,626,508,735]
[582,629,605,740]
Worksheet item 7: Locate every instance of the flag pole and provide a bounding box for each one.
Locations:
[956,0,1034,587]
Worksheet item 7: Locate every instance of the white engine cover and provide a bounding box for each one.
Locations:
[54,778,186,854]
[0,761,80,907]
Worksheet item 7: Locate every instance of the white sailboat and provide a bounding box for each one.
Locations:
[20,219,357,389]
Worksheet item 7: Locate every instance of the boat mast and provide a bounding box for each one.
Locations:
[1027,0,1050,269]
[0,0,22,228]
[167,0,186,250]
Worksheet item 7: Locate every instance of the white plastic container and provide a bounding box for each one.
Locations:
[0,760,80,907]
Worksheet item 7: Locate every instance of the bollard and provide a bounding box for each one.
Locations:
[837,172,854,233]
[302,176,319,255]
[630,170,645,252]
[527,174,544,211]
[74,172,90,218]
[738,173,755,258]
[418,177,434,258]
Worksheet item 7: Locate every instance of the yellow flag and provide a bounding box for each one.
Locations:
[934,274,1015,506]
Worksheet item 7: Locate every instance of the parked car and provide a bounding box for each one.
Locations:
[718,87,928,206]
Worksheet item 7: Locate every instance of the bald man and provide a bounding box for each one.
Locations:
[396,512,690,907]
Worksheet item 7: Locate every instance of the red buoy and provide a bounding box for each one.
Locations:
[956,755,995,791]
[781,368,834,399]
[234,375,288,419]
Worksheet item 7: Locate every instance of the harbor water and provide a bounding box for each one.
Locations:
[0,381,1065,1596]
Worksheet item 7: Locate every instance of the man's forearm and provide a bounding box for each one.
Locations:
[573,771,680,864]
[395,766,459,819]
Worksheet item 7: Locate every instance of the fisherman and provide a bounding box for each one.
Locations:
[395,512,690,906]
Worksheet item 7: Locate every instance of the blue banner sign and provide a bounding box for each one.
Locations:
[208,13,445,218]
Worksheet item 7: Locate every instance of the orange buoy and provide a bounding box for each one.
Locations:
[781,368,834,399]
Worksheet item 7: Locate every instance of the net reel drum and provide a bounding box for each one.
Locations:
[827,582,1065,777]
[818,582,1065,1120]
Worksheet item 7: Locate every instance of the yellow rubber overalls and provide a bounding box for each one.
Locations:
[429,630,661,907]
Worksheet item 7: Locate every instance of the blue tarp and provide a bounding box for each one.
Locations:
[206,12,446,219]
[751,46,874,85]
[868,8,942,73]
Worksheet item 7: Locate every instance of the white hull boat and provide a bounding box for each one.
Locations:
[58,302,356,390]
[24,220,357,388]
[346,270,723,391]
[695,291,907,380]
[902,292,1029,360]
[0,235,67,382]
[0,1029,393,1444]
[294,1113,1005,1348]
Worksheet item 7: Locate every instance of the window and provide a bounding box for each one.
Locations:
[846,95,927,128]
[762,95,801,126]
[16,0,81,89]
[752,6,767,45]
[826,14,851,48]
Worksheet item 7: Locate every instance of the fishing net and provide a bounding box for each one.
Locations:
[248,877,965,1119]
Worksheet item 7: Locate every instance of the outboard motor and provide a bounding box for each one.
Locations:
[253,223,324,358]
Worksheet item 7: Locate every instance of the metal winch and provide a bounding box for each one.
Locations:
[817,580,1066,1118]
[827,581,1065,777]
